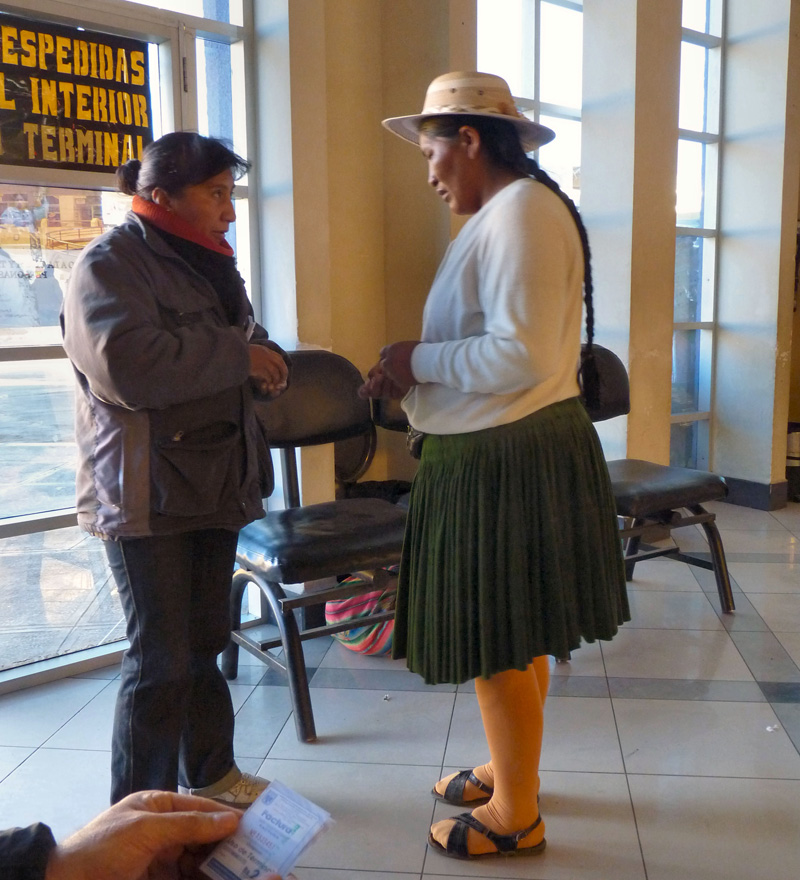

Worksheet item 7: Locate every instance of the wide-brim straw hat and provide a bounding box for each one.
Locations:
[382,71,555,152]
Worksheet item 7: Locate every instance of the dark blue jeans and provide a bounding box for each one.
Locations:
[105,529,239,804]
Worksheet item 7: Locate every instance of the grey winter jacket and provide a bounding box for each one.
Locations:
[61,211,282,538]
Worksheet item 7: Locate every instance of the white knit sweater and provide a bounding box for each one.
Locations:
[404,177,584,434]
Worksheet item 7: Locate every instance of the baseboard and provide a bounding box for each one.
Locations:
[722,476,788,511]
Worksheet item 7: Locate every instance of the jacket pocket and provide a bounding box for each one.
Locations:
[152,421,240,517]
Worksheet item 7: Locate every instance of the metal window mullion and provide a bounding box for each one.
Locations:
[678,128,718,145]
[673,322,714,331]
[669,412,711,423]
[681,27,721,49]
[705,0,727,471]
[0,510,77,540]
[0,345,67,362]
[539,101,581,121]
[677,225,715,238]
[543,0,583,13]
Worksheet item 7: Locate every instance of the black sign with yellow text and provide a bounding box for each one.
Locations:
[0,13,153,172]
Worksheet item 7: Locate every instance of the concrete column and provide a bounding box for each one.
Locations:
[581,0,681,463]
[714,0,800,507]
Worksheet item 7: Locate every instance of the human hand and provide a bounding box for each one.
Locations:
[358,341,419,399]
[358,360,407,399]
[45,790,241,880]
[378,341,419,392]
[249,345,289,398]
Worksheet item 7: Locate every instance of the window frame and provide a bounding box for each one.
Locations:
[0,0,257,540]
[671,10,726,467]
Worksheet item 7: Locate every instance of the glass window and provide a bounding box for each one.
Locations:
[2,1,252,676]
[679,41,721,134]
[477,0,526,95]
[674,234,716,322]
[538,115,582,205]
[676,139,718,228]
[539,2,583,109]
[0,526,124,672]
[680,42,709,131]
[670,418,709,469]
[672,328,713,414]
[0,186,133,345]
[682,0,723,36]
[119,0,243,27]
[0,358,76,519]
[682,0,709,33]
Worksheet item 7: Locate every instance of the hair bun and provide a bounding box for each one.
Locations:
[116,159,142,196]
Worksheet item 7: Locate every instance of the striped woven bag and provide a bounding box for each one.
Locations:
[325,572,396,655]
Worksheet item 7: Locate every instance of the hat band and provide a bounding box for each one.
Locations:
[423,103,521,118]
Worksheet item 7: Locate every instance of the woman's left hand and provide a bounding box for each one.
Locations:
[249,345,289,398]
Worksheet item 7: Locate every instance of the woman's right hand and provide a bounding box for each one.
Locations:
[249,345,289,398]
[358,361,407,399]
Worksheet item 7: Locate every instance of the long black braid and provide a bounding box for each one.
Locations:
[525,157,593,349]
[525,157,600,407]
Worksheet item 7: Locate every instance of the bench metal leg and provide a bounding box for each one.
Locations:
[690,507,735,613]
[222,568,251,680]
[225,569,318,743]
[621,517,643,580]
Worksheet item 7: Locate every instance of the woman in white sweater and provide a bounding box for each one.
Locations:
[361,72,627,861]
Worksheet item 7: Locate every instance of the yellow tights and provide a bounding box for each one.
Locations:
[430,656,549,855]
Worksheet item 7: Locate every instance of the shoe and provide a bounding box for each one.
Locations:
[427,811,546,860]
[431,770,494,807]
[180,769,270,807]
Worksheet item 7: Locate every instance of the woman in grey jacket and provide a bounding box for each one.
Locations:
[61,132,289,807]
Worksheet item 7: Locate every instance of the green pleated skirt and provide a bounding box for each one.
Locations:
[392,396,629,685]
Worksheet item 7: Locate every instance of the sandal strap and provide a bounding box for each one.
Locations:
[443,770,493,803]
[446,812,542,856]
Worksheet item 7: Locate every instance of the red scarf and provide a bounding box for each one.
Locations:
[132,194,234,256]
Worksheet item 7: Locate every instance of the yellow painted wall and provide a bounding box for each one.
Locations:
[284,0,476,495]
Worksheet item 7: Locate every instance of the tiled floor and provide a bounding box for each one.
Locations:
[1,499,800,879]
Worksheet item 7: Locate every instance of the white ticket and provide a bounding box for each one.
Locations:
[201,779,332,880]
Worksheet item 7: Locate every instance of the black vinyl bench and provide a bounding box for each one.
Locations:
[606,458,735,613]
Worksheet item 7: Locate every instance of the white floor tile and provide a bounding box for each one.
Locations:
[0,745,35,782]
[727,561,800,593]
[232,685,294,760]
[0,678,109,747]
[257,758,435,875]
[268,688,454,766]
[0,747,111,839]
[716,528,800,556]
[625,589,724,629]
[747,593,800,631]
[770,502,800,536]
[299,873,413,880]
[44,681,116,750]
[615,699,800,777]
[318,640,411,672]
[706,501,795,532]
[626,558,704,591]
[549,638,606,677]
[629,774,800,880]
[600,628,755,680]
[775,631,800,667]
